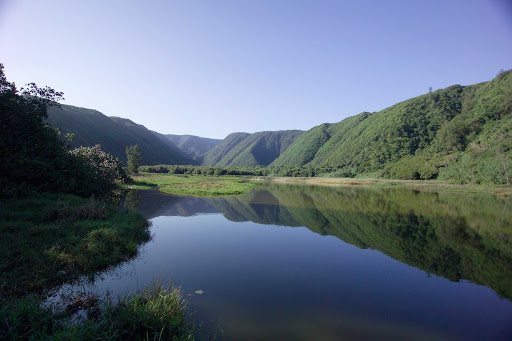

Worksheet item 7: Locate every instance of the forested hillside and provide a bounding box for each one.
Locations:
[202,130,304,167]
[47,105,194,165]
[155,133,221,159]
[272,70,512,184]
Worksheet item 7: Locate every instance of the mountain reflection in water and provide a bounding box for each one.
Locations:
[123,184,512,301]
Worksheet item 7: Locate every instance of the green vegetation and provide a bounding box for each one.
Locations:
[141,164,271,176]
[272,70,512,185]
[43,69,511,186]
[0,194,194,340]
[126,144,142,174]
[201,130,303,167]
[0,64,127,198]
[210,184,512,299]
[47,105,194,165]
[1,281,193,340]
[0,64,195,340]
[0,194,149,299]
[157,133,221,159]
[129,173,255,196]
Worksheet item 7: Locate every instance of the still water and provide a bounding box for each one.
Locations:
[92,184,511,340]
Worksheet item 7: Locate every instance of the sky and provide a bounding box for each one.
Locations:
[1,0,511,139]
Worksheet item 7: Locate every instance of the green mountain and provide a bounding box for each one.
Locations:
[202,130,304,167]
[47,104,194,165]
[153,133,221,159]
[272,70,512,184]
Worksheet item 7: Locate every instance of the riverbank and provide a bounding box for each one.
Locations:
[125,173,512,198]
[126,173,255,196]
[253,176,512,197]
[0,193,194,340]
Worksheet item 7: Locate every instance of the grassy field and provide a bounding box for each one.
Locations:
[126,173,256,196]
[0,194,194,340]
[125,172,512,198]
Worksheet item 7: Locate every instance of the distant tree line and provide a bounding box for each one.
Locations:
[140,164,340,178]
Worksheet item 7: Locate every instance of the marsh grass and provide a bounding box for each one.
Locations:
[1,282,194,340]
[0,194,196,339]
[0,193,150,300]
[128,173,255,196]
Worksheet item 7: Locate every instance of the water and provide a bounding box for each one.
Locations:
[91,184,512,340]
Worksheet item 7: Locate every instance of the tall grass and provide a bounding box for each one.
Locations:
[0,194,195,339]
[1,282,194,340]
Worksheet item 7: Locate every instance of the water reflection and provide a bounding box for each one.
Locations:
[123,184,512,301]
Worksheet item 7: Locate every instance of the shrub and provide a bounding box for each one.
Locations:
[0,64,127,198]
[68,145,127,196]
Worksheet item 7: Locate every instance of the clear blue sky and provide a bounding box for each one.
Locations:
[1,0,511,139]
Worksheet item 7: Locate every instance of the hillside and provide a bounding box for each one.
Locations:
[271,70,512,184]
[153,133,221,159]
[202,130,304,167]
[47,105,194,165]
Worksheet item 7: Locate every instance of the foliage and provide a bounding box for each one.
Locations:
[161,133,221,159]
[46,105,194,165]
[0,64,127,198]
[141,164,271,176]
[0,63,67,197]
[271,70,512,185]
[0,281,194,340]
[126,144,142,174]
[69,145,128,196]
[0,193,150,300]
[201,130,303,167]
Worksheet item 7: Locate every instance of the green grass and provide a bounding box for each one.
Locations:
[0,193,196,340]
[1,281,194,340]
[0,193,150,300]
[128,173,256,196]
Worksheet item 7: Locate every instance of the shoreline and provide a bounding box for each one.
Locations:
[252,176,512,197]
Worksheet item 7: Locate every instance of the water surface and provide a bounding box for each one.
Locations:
[90,184,511,340]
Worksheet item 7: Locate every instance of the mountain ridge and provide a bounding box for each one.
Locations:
[271,70,512,183]
[201,130,304,167]
[46,104,194,165]
[45,70,511,183]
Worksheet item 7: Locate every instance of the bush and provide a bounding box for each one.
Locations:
[68,145,128,197]
[0,64,127,198]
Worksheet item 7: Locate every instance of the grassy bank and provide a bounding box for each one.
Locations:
[1,282,194,340]
[126,173,255,196]
[0,194,194,340]
[126,172,512,198]
[254,176,512,197]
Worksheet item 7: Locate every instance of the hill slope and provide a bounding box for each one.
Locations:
[272,70,512,184]
[47,105,194,165]
[202,130,304,167]
[155,133,221,159]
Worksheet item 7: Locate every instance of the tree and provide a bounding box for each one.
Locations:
[0,63,66,196]
[126,145,142,174]
[0,63,127,197]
